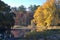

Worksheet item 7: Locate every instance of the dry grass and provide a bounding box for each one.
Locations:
[47,26,60,29]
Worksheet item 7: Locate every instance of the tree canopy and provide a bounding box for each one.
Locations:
[0,1,16,34]
[0,1,11,12]
[28,5,40,13]
[32,0,60,31]
[18,5,26,13]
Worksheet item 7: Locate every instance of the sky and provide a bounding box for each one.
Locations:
[1,0,46,8]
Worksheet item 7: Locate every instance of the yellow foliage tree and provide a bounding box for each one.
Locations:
[32,0,60,31]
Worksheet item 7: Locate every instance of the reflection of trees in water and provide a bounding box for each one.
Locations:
[11,29,31,38]
[0,32,14,40]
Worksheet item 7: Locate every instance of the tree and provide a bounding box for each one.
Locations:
[28,5,40,13]
[32,0,60,31]
[0,1,11,12]
[0,0,16,38]
[11,7,18,12]
[18,5,26,13]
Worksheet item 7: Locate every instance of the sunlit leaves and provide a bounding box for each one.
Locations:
[31,0,60,31]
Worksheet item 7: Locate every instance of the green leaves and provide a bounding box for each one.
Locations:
[0,1,11,12]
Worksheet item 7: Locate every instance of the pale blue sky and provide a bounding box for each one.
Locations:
[2,0,46,8]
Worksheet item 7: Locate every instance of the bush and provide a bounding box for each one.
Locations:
[25,29,60,39]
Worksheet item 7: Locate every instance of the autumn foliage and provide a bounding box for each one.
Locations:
[32,0,60,31]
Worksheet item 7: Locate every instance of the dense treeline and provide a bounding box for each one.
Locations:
[11,5,40,26]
